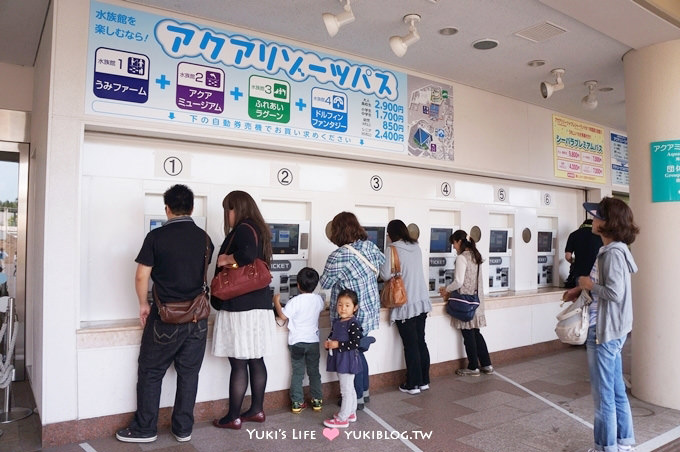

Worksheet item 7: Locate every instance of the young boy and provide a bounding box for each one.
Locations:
[273,267,325,413]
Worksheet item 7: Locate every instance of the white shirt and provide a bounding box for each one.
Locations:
[282,292,325,345]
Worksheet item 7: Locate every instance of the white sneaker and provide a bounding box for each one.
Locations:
[399,384,421,394]
[481,365,494,374]
[173,432,191,442]
[419,384,430,391]
[456,368,480,377]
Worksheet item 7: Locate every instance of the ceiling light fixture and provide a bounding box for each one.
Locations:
[322,0,355,37]
[581,80,598,110]
[390,14,421,57]
[540,68,565,99]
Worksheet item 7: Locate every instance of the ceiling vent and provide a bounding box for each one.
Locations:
[514,21,567,43]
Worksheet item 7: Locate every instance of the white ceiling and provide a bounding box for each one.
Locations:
[2,0,680,131]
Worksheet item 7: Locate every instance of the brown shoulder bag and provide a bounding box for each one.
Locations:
[380,246,408,309]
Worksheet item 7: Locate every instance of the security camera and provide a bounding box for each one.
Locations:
[540,81,552,99]
[540,68,565,99]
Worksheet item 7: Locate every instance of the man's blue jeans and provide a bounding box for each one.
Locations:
[586,326,635,452]
[129,306,208,437]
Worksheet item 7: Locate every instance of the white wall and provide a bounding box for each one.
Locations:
[0,63,34,112]
[33,0,627,425]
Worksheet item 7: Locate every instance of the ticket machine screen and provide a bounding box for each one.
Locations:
[364,226,386,253]
[537,231,552,253]
[430,228,452,253]
[270,223,299,255]
[149,218,165,231]
[489,230,508,253]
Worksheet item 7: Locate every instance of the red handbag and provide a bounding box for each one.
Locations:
[210,223,272,301]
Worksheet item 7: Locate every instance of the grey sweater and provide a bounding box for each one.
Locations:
[591,241,638,343]
[379,241,431,323]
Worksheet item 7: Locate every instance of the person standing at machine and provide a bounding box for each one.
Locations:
[571,198,639,452]
[273,267,325,414]
[564,219,603,288]
[380,219,431,394]
[439,229,493,377]
[116,184,214,443]
[211,190,275,430]
[321,211,385,410]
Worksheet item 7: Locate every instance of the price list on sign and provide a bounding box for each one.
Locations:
[610,133,629,187]
[552,115,606,184]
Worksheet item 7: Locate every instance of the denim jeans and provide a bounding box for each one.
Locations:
[586,326,635,452]
[354,350,369,402]
[288,342,322,403]
[396,313,430,388]
[129,306,208,437]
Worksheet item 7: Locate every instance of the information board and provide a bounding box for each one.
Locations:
[86,1,454,160]
[650,140,680,202]
[552,115,606,184]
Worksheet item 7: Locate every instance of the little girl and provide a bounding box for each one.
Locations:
[323,288,362,428]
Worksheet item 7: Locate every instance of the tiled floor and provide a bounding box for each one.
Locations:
[4,345,680,452]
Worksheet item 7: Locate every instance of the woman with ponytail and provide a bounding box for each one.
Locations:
[439,230,493,376]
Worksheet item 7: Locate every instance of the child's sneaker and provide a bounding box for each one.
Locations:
[311,398,323,411]
[334,412,356,422]
[291,401,307,414]
[323,418,349,428]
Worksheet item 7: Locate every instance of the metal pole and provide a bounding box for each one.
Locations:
[0,297,32,423]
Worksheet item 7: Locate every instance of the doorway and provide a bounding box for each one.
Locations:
[0,133,29,382]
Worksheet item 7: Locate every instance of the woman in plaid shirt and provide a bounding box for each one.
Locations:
[321,212,385,409]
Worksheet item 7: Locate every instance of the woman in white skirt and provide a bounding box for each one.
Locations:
[211,191,275,430]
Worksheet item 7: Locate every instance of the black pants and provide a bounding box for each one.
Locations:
[396,312,430,388]
[130,306,208,436]
[460,328,491,370]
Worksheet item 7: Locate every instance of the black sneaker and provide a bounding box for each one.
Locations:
[398,383,421,395]
[116,428,157,443]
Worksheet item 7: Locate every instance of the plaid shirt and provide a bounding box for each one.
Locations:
[320,240,385,333]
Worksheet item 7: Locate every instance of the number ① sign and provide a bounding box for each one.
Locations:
[163,156,183,176]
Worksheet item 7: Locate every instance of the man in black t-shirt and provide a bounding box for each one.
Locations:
[117,184,214,444]
[564,219,602,288]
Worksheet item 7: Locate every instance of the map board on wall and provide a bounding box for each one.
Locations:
[86,1,454,161]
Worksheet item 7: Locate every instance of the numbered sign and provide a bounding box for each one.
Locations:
[437,181,454,199]
[370,175,383,191]
[155,152,191,178]
[277,168,294,186]
[542,192,553,206]
[494,186,509,203]
[163,156,183,176]
[270,164,299,189]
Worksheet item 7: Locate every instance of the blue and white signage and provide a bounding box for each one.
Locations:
[85,1,454,159]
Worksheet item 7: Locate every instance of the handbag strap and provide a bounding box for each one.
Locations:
[390,246,401,275]
[473,263,479,295]
[343,244,379,276]
[154,232,210,304]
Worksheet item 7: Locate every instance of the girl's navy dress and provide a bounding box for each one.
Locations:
[326,316,362,374]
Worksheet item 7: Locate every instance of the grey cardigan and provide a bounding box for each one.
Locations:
[591,241,638,343]
[379,241,431,323]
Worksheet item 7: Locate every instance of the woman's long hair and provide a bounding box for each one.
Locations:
[451,229,484,265]
[222,191,272,263]
[387,219,416,244]
[329,212,367,247]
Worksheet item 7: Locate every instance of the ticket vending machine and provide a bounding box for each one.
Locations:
[268,220,310,304]
[537,230,556,287]
[488,228,512,292]
[427,226,455,296]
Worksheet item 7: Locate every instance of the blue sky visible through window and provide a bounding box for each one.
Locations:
[0,161,18,203]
